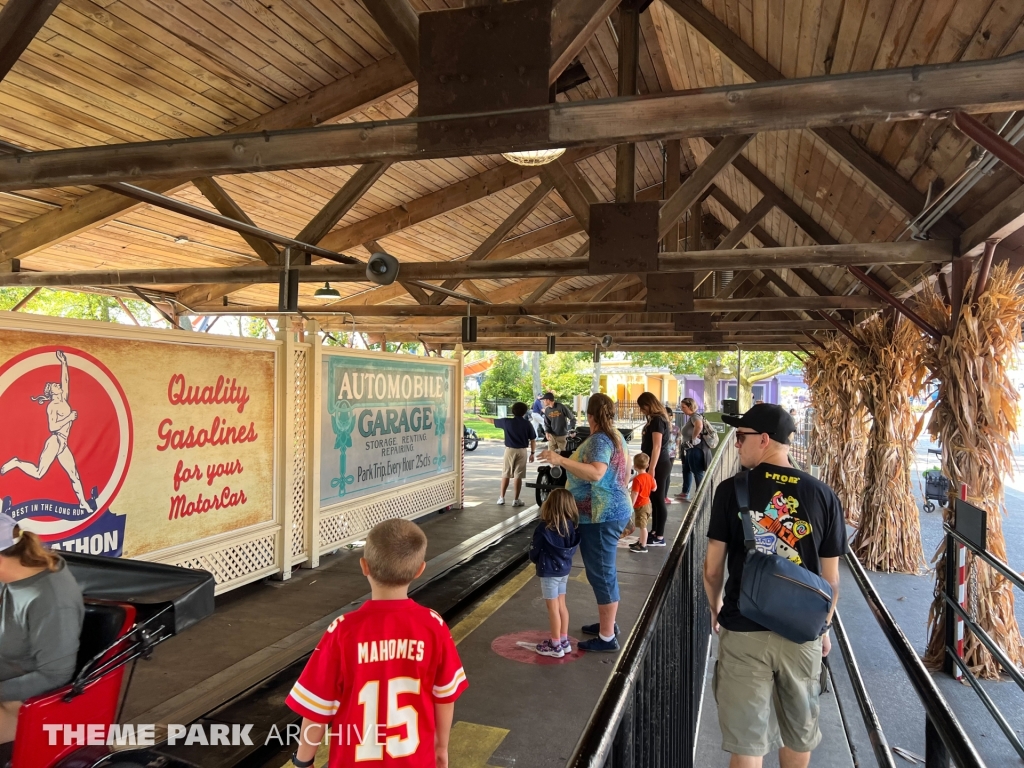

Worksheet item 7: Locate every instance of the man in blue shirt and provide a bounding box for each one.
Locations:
[488,402,536,507]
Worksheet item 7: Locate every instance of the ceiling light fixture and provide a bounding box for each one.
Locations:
[314,282,341,299]
[501,148,566,166]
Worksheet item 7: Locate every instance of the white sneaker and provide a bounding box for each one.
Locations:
[497,497,505,505]
[512,498,525,507]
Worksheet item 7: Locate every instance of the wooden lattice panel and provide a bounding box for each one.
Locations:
[319,476,457,551]
[171,532,278,594]
[290,346,309,561]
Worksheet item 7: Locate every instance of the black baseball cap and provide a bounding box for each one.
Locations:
[722,403,797,444]
[542,391,556,401]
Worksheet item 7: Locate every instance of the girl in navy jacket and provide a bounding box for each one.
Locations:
[529,488,581,657]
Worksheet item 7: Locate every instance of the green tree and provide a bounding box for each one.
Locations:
[0,288,158,326]
[542,352,592,401]
[479,351,532,407]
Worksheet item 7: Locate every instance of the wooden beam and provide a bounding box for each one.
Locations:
[661,0,963,239]
[0,0,62,84]
[542,158,593,228]
[716,196,774,251]
[9,53,1024,190]
[0,54,415,263]
[5,241,951,289]
[428,178,554,302]
[191,178,281,265]
[960,185,1024,258]
[549,0,622,83]
[664,141,682,250]
[660,241,950,271]
[660,135,752,238]
[615,0,640,203]
[364,1,419,76]
[319,146,599,254]
[192,295,879,316]
[177,163,388,307]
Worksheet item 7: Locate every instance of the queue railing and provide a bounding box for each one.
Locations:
[565,428,738,768]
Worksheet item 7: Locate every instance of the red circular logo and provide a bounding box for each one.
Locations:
[0,346,133,540]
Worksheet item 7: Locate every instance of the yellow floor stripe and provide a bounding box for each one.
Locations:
[451,566,535,646]
[448,721,510,768]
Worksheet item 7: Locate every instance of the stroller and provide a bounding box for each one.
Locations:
[922,448,951,514]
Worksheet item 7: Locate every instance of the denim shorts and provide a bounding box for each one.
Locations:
[578,520,622,604]
[539,575,569,600]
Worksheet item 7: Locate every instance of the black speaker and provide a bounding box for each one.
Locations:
[546,335,556,354]
[461,316,478,343]
[366,251,400,285]
[722,398,739,416]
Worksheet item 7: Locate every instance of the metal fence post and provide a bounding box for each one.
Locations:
[925,716,950,768]
[942,530,958,677]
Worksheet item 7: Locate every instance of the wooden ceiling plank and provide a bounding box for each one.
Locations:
[0,54,415,264]
[661,0,963,239]
[8,52,1024,190]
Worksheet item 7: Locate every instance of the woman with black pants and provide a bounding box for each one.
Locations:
[637,392,672,547]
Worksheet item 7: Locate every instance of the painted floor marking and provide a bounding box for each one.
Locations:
[450,565,535,646]
[449,720,511,768]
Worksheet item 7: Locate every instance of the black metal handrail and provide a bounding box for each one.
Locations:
[844,550,986,768]
[940,521,1024,761]
[831,610,898,768]
[565,429,737,768]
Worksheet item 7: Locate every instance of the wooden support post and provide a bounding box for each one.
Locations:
[615,0,640,204]
[365,0,420,76]
[9,286,38,312]
[973,240,998,304]
[664,141,682,251]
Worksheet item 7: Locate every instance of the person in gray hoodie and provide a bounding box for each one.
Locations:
[528,488,581,658]
[0,513,84,743]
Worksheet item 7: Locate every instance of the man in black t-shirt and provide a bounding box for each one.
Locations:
[704,404,846,767]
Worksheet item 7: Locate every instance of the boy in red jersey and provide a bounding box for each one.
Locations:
[286,519,468,768]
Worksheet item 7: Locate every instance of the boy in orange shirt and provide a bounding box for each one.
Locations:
[629,453,656,553]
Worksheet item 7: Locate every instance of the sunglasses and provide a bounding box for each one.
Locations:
[734,431,764,444]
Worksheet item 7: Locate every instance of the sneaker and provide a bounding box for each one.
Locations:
[512,498,525,507]
[497,497,505,505]
[560,638,571,653]
[578,636,620,653]
[535,639,564,658]
[647,537,666,547]
[629,542,648,553]
[581,622,620,637]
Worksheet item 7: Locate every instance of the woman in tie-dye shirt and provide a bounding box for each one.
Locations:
[538,393,630,652]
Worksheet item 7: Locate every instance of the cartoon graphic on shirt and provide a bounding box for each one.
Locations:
[746,490,812,565]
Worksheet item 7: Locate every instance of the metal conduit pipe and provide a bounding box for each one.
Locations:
[909,112,1024,239]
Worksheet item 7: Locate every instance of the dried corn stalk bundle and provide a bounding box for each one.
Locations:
[852,312,927,573]
[805,337,869,525]
[917,262,1024,678]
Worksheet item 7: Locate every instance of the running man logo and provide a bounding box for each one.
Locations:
[0,347,132,555]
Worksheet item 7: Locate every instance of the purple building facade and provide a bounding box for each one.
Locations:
[676,373,805,409]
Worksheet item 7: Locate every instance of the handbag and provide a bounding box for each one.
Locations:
[700,418,719,449]
[735,471,832,643]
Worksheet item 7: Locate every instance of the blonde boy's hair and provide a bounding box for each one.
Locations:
[364,519,428,586]
[633,452,650,470]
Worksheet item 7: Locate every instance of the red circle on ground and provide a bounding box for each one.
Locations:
[490,630,584,665]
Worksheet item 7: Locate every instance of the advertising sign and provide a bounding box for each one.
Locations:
[0,326,276,558]
[320,353,454,507]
